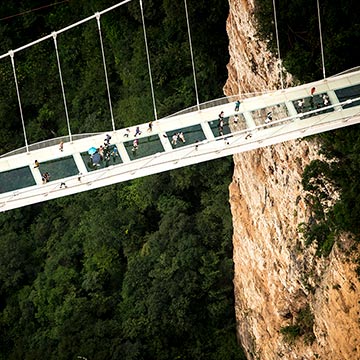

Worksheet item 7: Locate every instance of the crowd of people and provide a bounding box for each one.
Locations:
[296,87,331,113]
[34,103,247,187]
[90,134,120,167]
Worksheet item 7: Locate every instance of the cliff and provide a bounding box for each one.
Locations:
[225,1,360,359]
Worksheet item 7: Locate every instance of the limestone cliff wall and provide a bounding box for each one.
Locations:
[225,1,360,359]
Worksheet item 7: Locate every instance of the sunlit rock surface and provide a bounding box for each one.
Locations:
[225,0,360,359]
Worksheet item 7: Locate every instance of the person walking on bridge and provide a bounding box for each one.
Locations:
[134,126,141,137]
[235,100,241,112]
[147,121,153,132]
[132,139,139,153]
[265,111,273,124]
[218,111,224,122]
[171,133,179,146]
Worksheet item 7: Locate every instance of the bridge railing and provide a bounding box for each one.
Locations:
[2,97,360,211]
[2,94,359,160]
[164,91,274,118]
[237,96,360,140]
[0,91,274,158]
[0,133,100,158]
[329,66,360,77]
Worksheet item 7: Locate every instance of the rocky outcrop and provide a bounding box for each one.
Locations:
[225,1,360,359]
[224,0,292,96]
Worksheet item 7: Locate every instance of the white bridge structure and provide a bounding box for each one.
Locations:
[0,0,360,212]
[1,67,360,212]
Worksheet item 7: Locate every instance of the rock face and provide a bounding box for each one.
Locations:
[225,1,360,359]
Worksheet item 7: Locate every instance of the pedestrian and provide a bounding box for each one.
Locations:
[265,111,272,124]
[99,145,104,159]
[111,146,119,162]
[218,124,224,136]
[233,114,239,124]
[91,153,101,167]
[171,133,178,145]
[322,94,329,106]
[147,121,153,132]
[218,110,225,128]
[235,100,241,112]
[297,99,305,112]
[134,126,141,137]
[178,132,185,143]
[309,96,315,109]
[218,111,224,122]
[124,129,130,137]
[104,134,111,145]
[42,172,50,183]
[104,146,111,163]
[218,114,225,135]
[132,139,139,152]
[310,87,316,96]
[59,141,64,152]
[34,160,40,168]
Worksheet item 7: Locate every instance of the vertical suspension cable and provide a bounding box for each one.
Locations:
[272,0,284,89]
[139,0,158,121]
[230,15,241,97]
[184,0,200,111]
[52,32,72,142]
[317,0,326,79]
[9,50,29,153]
[96,12,116,131]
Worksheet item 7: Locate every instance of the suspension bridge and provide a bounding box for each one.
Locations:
[0,1,360,212]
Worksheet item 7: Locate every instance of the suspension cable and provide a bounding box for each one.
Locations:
[52,32,72,142]
[229,14,241,97]
[139,0,157,121]
[96,12,116,131]
[0,0,133,60]
[184,0,200,111]
[9,51,29,153]
[317,0,326,79]
[272,0,284,89]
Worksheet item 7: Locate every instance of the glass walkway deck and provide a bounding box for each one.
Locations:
[1,68,360,212]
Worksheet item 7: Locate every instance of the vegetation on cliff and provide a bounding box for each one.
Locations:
[280,304,315,345]
[255,0,360,262]
[255,0,360,83]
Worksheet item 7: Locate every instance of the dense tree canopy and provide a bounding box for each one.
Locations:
[0,1,244,359]
[0,0,229,154]
[1,161,244,359]
[255,0,360,82]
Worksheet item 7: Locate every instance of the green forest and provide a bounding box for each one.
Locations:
[0,0,359,359]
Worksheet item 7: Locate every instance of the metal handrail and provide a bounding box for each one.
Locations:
[0,133,100,158]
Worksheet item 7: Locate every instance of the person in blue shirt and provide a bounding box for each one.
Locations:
[134,126,141,137]
[235,100,241,112]
[111,146,119,162]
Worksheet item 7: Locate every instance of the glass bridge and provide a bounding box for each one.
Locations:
[1,68,360,212]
